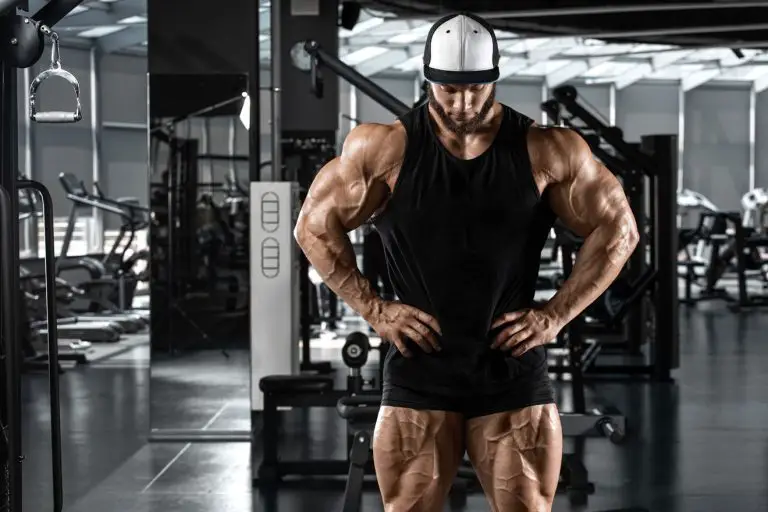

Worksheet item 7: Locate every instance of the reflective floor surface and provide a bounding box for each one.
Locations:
[20,306,768,511]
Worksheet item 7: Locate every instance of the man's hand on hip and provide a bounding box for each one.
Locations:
[490,309,563,357]
[369,301,442,358]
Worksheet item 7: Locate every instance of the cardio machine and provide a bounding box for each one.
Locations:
[17,177,123,343]
[57,172,150,327]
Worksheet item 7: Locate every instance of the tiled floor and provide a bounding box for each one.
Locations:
[19,306,768,511]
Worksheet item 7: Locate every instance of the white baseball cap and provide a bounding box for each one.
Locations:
[423,12,500,84]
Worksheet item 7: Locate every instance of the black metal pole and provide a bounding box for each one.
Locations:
[304,40,409,117]
[624,168,646,355]
[249,0,260,182]
[0,56,22,512]
[641,134,679,381]
[18,180,63,512]
[166,138,177,352]
[0,183,21,512]
[0,6,85,511]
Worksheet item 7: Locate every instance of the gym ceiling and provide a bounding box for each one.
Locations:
[44,0,768,91]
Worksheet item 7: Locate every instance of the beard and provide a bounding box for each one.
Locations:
[427,84,496,136]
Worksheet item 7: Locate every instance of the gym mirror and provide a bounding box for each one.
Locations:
[148,74,251,440]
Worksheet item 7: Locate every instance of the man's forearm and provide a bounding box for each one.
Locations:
[543,221,637,327]
[297,230,383,321]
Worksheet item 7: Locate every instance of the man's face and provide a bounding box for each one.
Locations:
[427,83,496,136]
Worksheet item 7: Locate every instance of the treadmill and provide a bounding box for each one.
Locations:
[19,266,123,343]
[56,172,150,327]
[17,185,123,343]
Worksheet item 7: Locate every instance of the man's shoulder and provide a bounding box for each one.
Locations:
[344,122,407,177]
[527,124,582,149]
[347,121,406,145]
[526,125,591,182]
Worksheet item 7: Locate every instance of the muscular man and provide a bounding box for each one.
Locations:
[295,12,638,512]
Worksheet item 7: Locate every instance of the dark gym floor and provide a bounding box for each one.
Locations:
[20,307,768,512]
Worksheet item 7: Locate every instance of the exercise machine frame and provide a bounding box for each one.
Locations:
[1,1,86,510]
[547,85,679,381]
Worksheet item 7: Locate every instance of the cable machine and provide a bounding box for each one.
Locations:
[1,1,86,510]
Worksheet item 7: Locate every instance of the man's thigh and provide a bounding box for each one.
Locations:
[372,406,464,512]
[465,403,562,512]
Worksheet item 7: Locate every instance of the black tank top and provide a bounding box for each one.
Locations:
[373,103,556,396]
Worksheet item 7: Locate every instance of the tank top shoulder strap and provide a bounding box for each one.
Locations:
[396,103,430,172]
[499,104,534,148]
[498,104,544,201]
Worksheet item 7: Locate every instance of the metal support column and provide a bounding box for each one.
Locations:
[22,66,36,256]
[608,83,616,126]
[0,52,22,512]
[201,117,212,184]
[228,117,237,182]
[641,134,679,381]
[677,84,685,192]
[540,81,548,125]
[89,45,104,252]
[270,0,282,181]
[248,0,261,183]
[350,85,358,129]
[1,5,87,511]
[748,85,757,191]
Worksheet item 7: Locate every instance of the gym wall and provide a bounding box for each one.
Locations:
[685,87,751,212]
[756,92,768,189]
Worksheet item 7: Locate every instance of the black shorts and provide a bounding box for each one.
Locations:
[381,371,555,419]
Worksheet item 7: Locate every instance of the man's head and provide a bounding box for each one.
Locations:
[422,12,500,135]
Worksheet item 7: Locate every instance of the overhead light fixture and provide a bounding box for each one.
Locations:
[119,16,147,24]
[239,92,250,130]
[78,26,125,38]
[67,5,88,16]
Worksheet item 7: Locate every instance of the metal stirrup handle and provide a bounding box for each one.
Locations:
[29,26,82,123]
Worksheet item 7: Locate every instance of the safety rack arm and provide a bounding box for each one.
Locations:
[303,40,409,118]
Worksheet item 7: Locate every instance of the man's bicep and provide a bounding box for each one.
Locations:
[298,138,388,237]
[548,154,633,239]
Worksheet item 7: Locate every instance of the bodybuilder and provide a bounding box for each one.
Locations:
[295,12,638,512]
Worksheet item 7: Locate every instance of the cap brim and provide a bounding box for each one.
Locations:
[424,66,499,84]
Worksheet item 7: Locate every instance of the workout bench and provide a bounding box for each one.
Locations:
[256,332,376,484]
[257,374,350,482]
